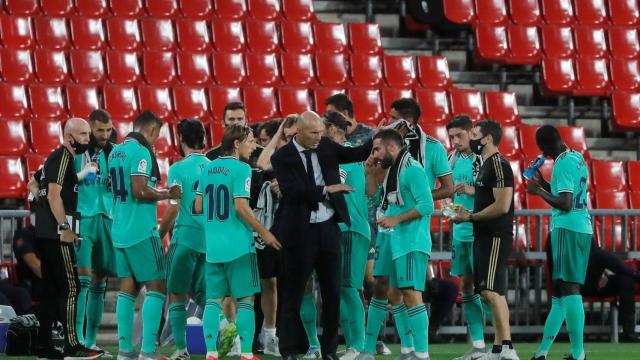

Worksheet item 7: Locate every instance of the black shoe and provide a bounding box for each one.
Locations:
[620,332,640,342]
[322,354,338,360]
[562,355,586,360]
[282,355,298,360]
[38,348,64,360]
[531,355,546,360]
[63,345,103,360]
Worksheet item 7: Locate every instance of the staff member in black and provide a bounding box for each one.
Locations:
[35,118,103,360]
[271,111,374,360]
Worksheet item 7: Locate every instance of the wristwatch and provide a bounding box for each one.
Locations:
[58,222,71,232]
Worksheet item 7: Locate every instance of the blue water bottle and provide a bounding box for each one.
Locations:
[523,155,545,180]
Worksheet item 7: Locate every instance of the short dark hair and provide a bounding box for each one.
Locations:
[89,109,111,124]
[283,114,299,129]
[133,110,162,131]
[177,118,206,150]
[373,128,404,147]
[223,101,245,119]
[475,120,502,146]
[324,93,354,118]
[446,114,473,131]
[323,111,350,132]
[220,124,252,155]
[390,98,421,122]
[258,120,280,139]
[536,125,562,149]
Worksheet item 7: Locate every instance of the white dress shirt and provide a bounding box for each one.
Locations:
[292,137,335,223]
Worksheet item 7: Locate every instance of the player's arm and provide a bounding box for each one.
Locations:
[158,198,179,240]
[431,144,454,200]
[365,155,386,197]
[235,197,281,250]
[528,161,572,212]
[46,153,78,244]
[335,138,374,164]
[432,173,454,201]
[257,120,288,171]
[22,253,42,279]
[377,167,434,228]
[469,186,513,221]
[193,194,203,214]
[131,175,179,201]
[532,188,572,212]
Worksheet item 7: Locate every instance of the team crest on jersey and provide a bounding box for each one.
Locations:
[245,177,251,192]
[138,159,147,173]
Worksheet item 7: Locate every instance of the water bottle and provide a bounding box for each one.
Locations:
[442,203,462,219]
[376,208,394,233]
[523,155,546,180]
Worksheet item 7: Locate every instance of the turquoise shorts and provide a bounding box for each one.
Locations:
[205,253,260,300]
[115,236,166,283]
[166,243,206,305]
[450,241,474,277]
[389,251,428,291]
[372,232,392,277]
[341,231,370,289]
[77,214,116,275]
[551,228,592,284]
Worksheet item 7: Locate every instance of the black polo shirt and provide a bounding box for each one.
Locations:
[473,152,514,236]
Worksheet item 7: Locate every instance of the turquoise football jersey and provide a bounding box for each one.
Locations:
[551,150,593,234]
[76,145,113,218]
[422,134,452,189]
[198,156,255,263]
[449,151,482,243]
[338,161,371,240]
[168,153,210,253]
[108,139,158,248]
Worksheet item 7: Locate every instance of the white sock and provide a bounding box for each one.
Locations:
[401,347,413,354]
[264,327,276,336]
[472,340,485,349]
[414,352,429,359]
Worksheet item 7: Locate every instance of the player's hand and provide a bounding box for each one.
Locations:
[60,229,78,244]
[455,183,475,196]
[526,180,542,195]
[452,207,471,223]
[168,186,182,200]
[325,184,354,193]
[270,180,281,197]
[376,216,399,229]
[260,231,282,250]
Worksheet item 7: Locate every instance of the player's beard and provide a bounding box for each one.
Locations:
[380,154,393,169]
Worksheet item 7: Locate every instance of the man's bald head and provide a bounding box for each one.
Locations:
[63,118,91,155]
[295,111,325,150]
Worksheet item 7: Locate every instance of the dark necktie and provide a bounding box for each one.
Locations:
[303,150,319,211]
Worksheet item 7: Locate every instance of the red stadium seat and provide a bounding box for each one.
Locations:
[474,24,508,61]
[0,120,28,156]
[246,52,281,86]
[145,0,179,18]
[509,160,524,192]
[415,89,450,123]
[177,51,212,85]
[110,0,144,17]
[214,0,248,20]
[444,0,475,24]
[594,191,629,251]
[348,23,382,54]
[106,50,142,84]
[591,160,627,191]
[212,52,247,85]
[507,25,541,65]
[608,27,640,59]
[111,120,133,142]
[75,0,109,16]
[383,55,417,88]
[574,57,611,96]
[417,56,452,89]
[498,125,521,158]
[541,0,575,25]
[315,53,348,87]
[34,49,69,84]
[66,84,100,118]
[507,0,540,25]
[212,20,246,52]
[0,156,26,199]
[574,26,608,58]
[154,124,176,156]
[70,17,105,50]
[282,0,315,21]
[243,87,278,122]
[449,88,484,121]
[172,86,210,121]
[422,124,450,149]
[35,17,70,50]
[141,19,176,51]
[281,21,314,53]
[248,0,281,20]
[610,0,640,26]
[348,88,382,126]
[627,161,640,192]
[278,87,312,115]
[246,20,279,53]
[209,86,243,120]
[29,85,67,119]
[484,91,520,125]
[25,153,46,177]
[29,119,63,154]
[176,19,212,52]
[281,52,316,86]
[612,91,640,128]
[106,18,141,51]
[541,57,576,94]
[518,124,540,159]
[0,84,29,119]
[556,125,590,160]
[0,15,34,49]
[142,51,177,85]
[5,0,38,15]
[382,88,414,118]
[178,0,214,18]
[138,85,175,122]
[0,48,33,82]
[475,0,508,25]
[313,22,347,54]
[104,85,139,120]
[350,54,383,87]
[313,88,345,113]
[574,0,607,25]
[210,122,224,146]
[541,26,575,57]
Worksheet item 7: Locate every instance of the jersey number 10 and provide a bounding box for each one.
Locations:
[205,184,230,221]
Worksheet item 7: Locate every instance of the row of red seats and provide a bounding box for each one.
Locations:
[0,49,452,89]
[446,0,640,26]
[0,17,379,55]
[1,0,315,20]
